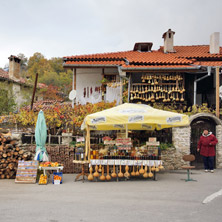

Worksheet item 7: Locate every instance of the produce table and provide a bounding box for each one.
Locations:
[89,159,162,181]
[90,159,162,166]
[39,166,64,176]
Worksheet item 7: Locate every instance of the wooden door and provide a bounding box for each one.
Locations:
[190,117,216,169]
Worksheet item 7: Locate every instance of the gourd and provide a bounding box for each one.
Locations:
[151,162,156,171]
[98,164,102,173]
[124,165,130,178]
[106,165,111,181]
[139,162,145,174]
[99,166,105,181]
[135,165,140,176]
[111,164,117,178]
[118,164,123,178]
[143,165,148,178]
[88,166,94,181]
[148,166,154,178]
[159,163,164,170]
[93,165,99,177]
[131,165,136,176]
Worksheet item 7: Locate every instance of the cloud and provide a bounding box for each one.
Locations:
[0,0,222,67]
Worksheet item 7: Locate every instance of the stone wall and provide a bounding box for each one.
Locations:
[216,125,222,168]
[161,148,186,170]
[161,126,191,170]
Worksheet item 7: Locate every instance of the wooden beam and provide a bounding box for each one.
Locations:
[120,77,123,104]
[216,67,220,118]
[31,73,38,110]
[74,68,76,90]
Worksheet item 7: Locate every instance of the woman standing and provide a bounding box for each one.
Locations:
[197,129,218,173]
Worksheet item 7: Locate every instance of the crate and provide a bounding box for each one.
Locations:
[52,172,63,184]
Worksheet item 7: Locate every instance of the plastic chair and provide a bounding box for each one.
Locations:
[181,154,197,182]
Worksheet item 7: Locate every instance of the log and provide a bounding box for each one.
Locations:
[19,150,24,155]
[2,153,7,158]
[0,134,32,179]
[1,175,5,179]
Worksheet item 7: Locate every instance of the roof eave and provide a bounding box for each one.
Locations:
[121,65,201,71]
[63,63,119,69]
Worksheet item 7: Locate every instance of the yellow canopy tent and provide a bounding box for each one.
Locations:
[81,103,190,159]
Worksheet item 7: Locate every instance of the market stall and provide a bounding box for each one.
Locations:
[38,162,64,185]
[80,103,189,182]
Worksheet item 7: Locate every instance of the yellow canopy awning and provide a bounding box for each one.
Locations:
[81,103,189,131]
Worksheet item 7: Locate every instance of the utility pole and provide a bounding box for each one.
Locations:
[31,73,38,110]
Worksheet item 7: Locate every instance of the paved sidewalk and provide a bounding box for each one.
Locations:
[0,169,222,222]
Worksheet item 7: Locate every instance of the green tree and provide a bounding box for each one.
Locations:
[49,57,64,74]
[0,89,16,115]
[17,53,28,78]
[27,53,52,80]
[39,71,60,86]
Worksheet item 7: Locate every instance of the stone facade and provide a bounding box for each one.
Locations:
[161,126,190,170]
[216,124,222,168]
[163,113,222,170]
[161,147,185,170]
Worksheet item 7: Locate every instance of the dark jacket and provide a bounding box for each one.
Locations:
[197,132,218,157]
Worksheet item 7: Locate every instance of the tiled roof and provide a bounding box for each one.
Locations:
[0,68,27,84]
[0,68,47,88]
[22,100,64,111]
[0,68,9,79]
[64,45,222,69]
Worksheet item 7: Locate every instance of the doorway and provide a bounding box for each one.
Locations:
[190,117,216,169]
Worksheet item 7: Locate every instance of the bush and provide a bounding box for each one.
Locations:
[160,143,174,150]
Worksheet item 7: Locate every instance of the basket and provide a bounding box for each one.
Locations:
[52,172,63,184]
[38,174,48,185]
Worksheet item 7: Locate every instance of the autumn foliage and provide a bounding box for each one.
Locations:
[12,101,116,131]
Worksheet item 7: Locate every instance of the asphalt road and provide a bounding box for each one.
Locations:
[0,169,222,222]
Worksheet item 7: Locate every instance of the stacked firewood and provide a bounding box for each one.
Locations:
[0,133,32,179]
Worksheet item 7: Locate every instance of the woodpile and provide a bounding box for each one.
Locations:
[0,133,32,179]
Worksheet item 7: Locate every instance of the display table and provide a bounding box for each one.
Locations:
[90,159,162,166]
[39,166,64,176]
[73,160,89,182]
[89,159,162,181]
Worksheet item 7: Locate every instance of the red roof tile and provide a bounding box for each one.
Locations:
[0,69,9,79]
[0,68,47,88]
[64,45,222,69]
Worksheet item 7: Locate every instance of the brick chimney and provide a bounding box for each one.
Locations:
[210,32,220,54]
[8,55,21,79]
[162,29,176,53]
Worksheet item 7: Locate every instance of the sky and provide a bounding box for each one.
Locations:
[0,0,222,68]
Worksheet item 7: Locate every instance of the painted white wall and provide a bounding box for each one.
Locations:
[76,68,103,104]
[75,68,119,104]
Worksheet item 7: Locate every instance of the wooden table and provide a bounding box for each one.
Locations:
[73,160,89,182]
[39,166,64,176]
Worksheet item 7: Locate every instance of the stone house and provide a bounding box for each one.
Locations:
[63,29,222,169]
[0,55,45,112]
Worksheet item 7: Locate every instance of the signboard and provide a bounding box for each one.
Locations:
[104,140,116,145]
[149,137,157,142]
[116,138,132,150]
[146,141,160,146]
[15,161,38,184]
[76,137,85,143]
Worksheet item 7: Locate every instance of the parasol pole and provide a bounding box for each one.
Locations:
[125,124,128,138]
[87,125,90,161]
[85,126,88,160]
[85,124,90,161]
